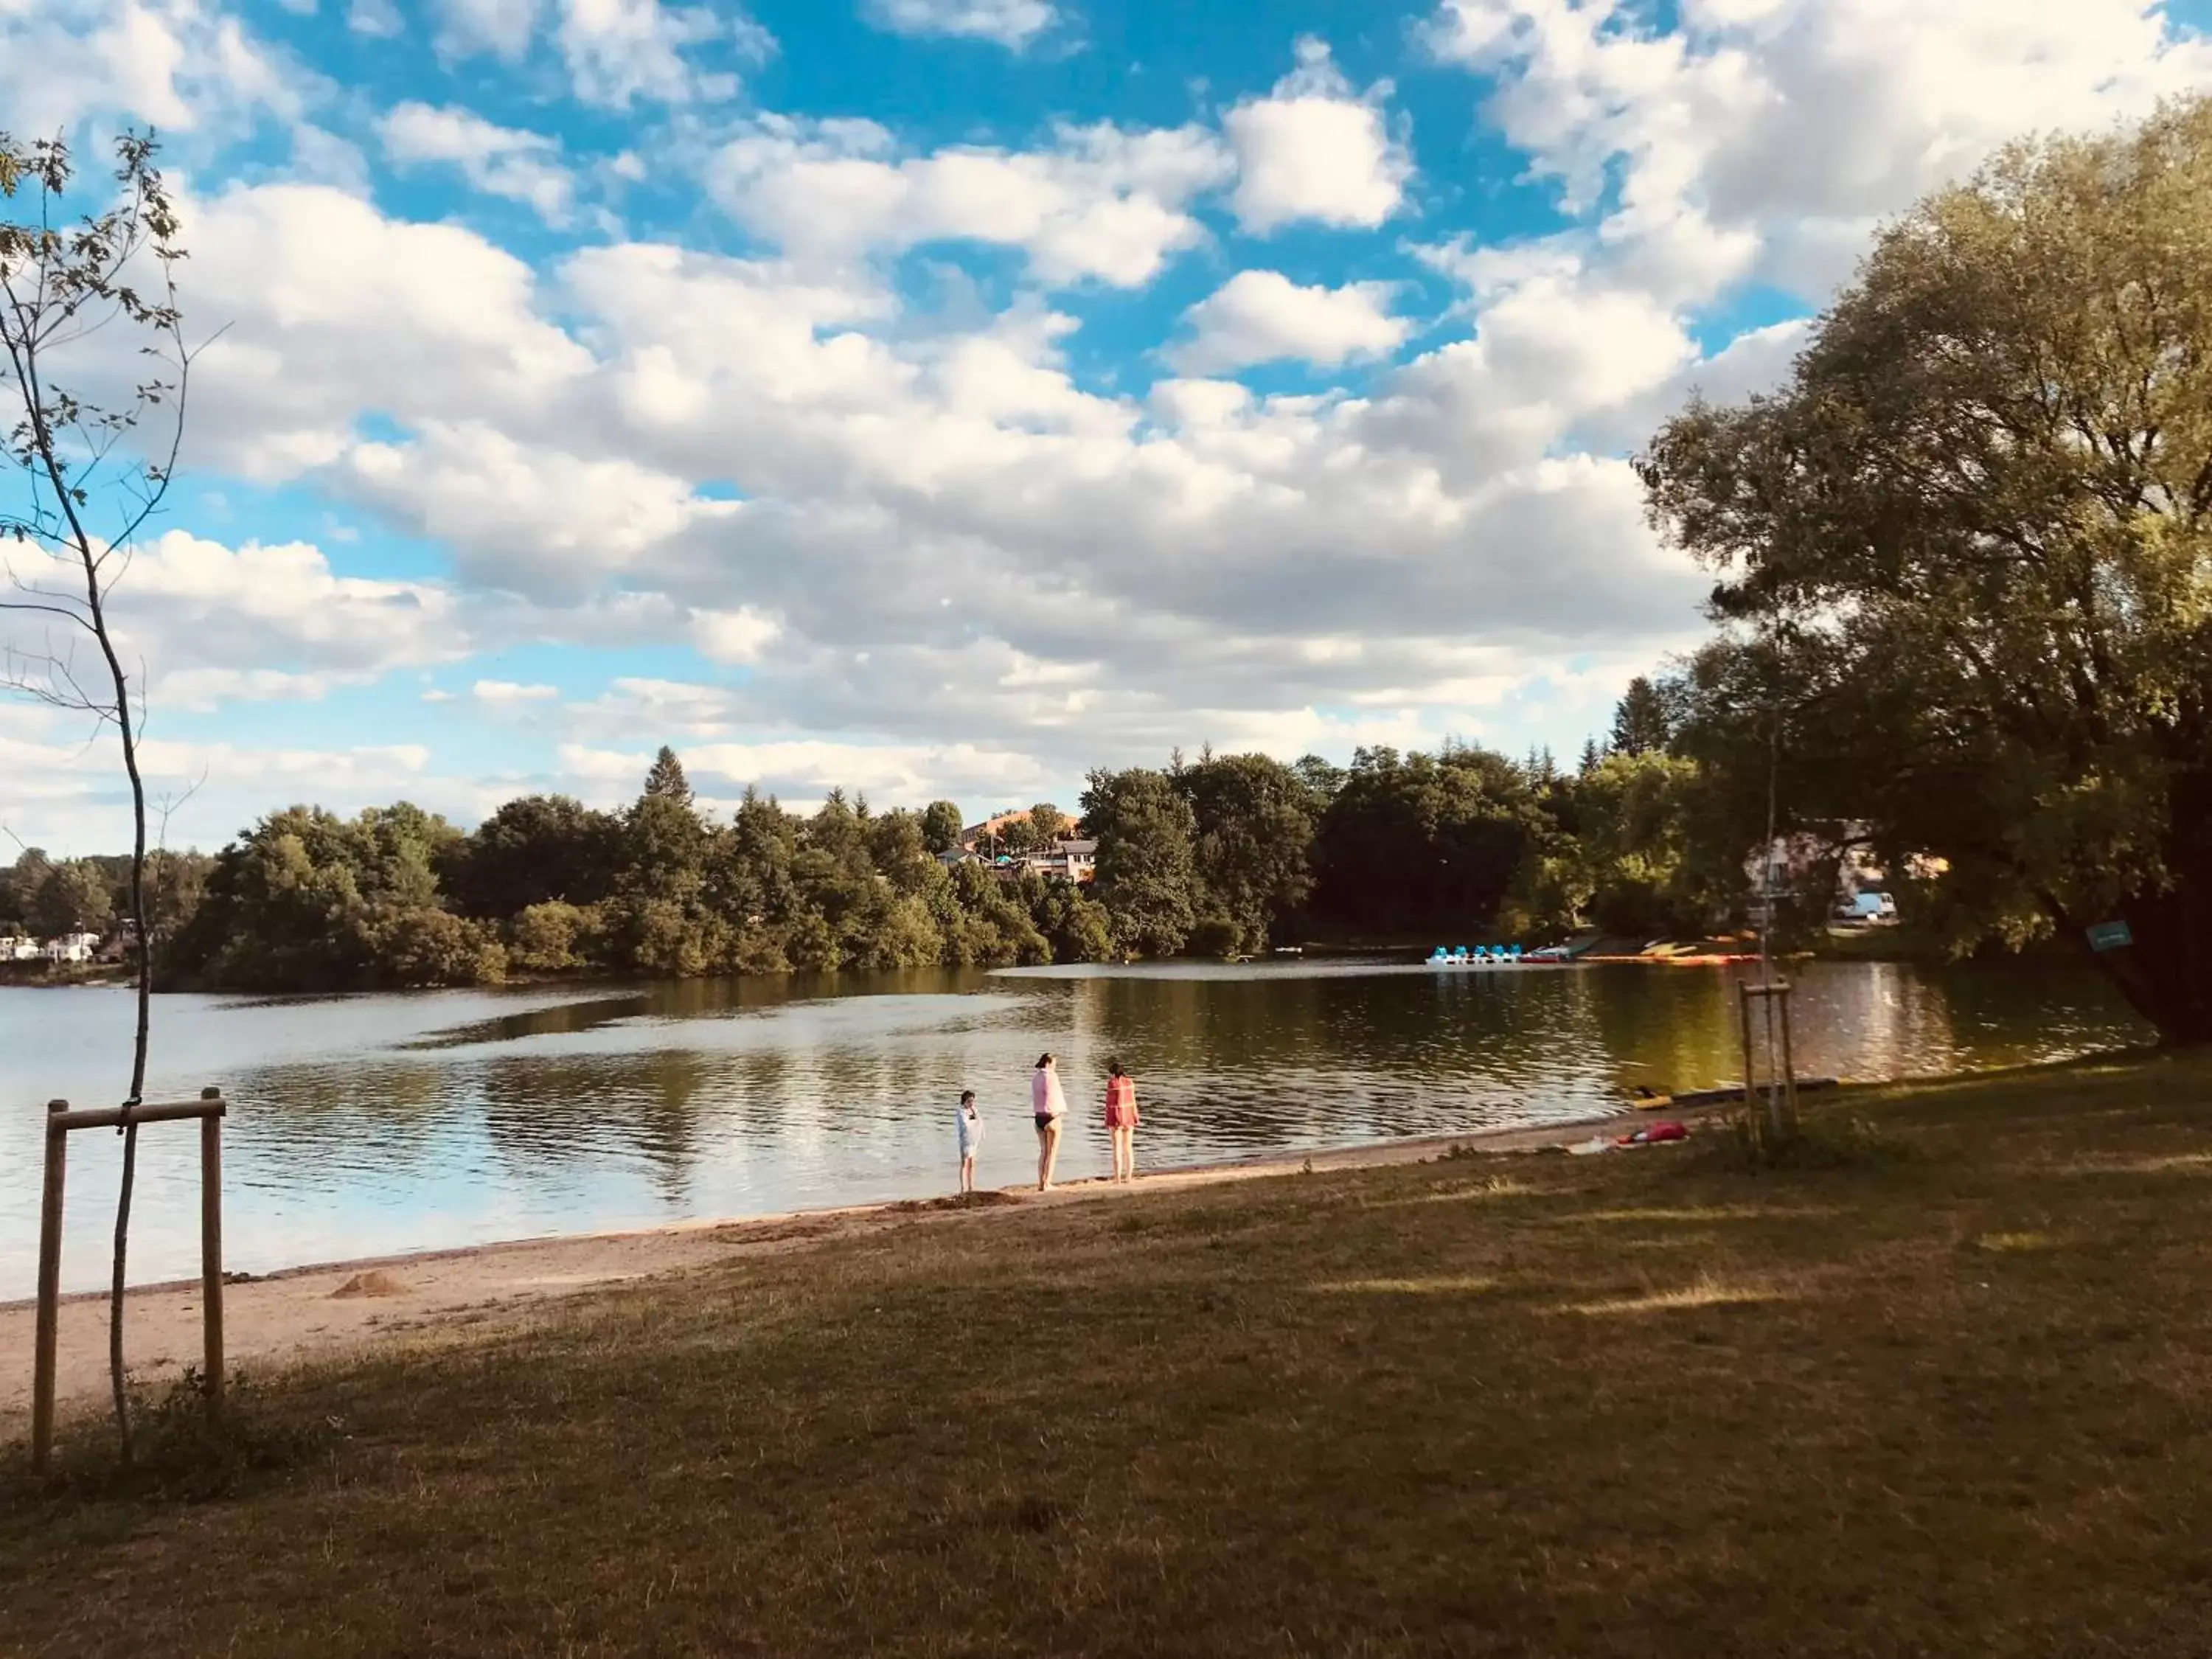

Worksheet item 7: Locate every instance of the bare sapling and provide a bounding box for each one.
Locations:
[1,130,204,1462]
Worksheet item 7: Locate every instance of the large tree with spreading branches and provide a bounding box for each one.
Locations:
[1641,98,2212,1044]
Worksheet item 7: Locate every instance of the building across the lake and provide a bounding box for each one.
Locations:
[937,838,1098,886]
[948,807,1096,886]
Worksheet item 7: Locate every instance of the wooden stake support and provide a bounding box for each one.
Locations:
[30,1088,227,1474]
[1737,982,1800,1142]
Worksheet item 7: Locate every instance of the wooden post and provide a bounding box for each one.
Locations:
[1778,987,1800,1135]
[200,1088,225,1413]
[1739,983,1802,1147]
[1737,981,1759,1141]
[32,1099,69,1475]
[27,1088,228,1469]
[1762,986,1784,1143]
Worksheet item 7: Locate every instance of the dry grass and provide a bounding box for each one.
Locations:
[1560,1273,1790,1315]
[7,1049,2212,1657]
[1310,1274,1499,1295]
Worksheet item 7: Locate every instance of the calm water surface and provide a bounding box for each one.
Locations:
[0,959,2149,1297]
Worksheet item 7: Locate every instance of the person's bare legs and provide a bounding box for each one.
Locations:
[960,1154,975,1195]
[1037,1119,1062,1190]
[1113,1125,1135,1181]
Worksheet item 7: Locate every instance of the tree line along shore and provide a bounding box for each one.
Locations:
[0,689,1941,1002]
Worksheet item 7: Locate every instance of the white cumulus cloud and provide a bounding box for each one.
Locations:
[425,0,772,105]
[862,0,1059,50]
[1172,271,1410,373]
[378,102,576,223]
[1423,0,2212,302]
[1225,37,1412,234]
[709,115,1233,287]
[0,0,306,145]
[0,529,469,714]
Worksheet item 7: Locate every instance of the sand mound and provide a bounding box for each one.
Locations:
[331,1270,408,1299]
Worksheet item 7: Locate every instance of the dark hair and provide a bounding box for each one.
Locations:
[1036,1052,1054,1068]
[959,1089,975,1105]
[1107,1057,1124,1077]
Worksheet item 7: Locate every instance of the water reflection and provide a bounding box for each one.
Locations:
[0,959,2149,1295]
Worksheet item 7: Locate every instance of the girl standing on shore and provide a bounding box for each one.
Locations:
[1104,1059,1139,1183]
[1032,1053,1066,1192]
[956,1089,984,1195]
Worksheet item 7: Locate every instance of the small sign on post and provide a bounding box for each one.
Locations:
[2086,919,2134,953]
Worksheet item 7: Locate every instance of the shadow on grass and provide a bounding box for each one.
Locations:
[1,1370,331,1512]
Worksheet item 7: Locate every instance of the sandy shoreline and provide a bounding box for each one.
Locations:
[1,1102,1712,1433]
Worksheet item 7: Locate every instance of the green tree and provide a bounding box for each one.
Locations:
[167,804,498,992]
[1027,802,1069,845]
[509,901,591,972]
[1080,768,1199,956]
[866,809,935,892]
[617,794,709,901]
[32,860,115,938]
[1175,752,1315,950]
[1,848,52,930]
[1609,677,1673,757]
[1573,751,1713,938]
[1641,97,2212,1042]
[1311,746,1543,939]
[145,848,212,959]
[919,800,966,855]
[641,745,693,805]
[608,769,717,973]
[945,862,1050,964]
[442,795,616,920]
[361,905,505,988]
[1032,883,1116,962]
[709,788,801,965]
[1290,754,1345,820]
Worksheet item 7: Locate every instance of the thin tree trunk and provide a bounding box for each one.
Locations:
[85,557,153,1463]
[108,1120,139,1461]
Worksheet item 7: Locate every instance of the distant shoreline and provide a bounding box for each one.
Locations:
[0,964,130,989]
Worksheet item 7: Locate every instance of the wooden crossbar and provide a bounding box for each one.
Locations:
[30,1088,228,1474]
[46,1098,226,1133]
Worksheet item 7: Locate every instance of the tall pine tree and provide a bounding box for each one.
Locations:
[1609,678,1672,756]
[641,745,693,805]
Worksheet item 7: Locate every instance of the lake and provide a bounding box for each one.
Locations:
[0,959,2151,1298]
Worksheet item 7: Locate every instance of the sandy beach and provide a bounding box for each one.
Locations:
[1,1105,1692,1433]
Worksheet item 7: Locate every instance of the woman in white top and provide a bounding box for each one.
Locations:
[956,1089,984,1196]
[1030,1052,1067,1192]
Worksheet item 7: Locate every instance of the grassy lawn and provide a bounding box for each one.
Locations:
[7,1052,2212,1657]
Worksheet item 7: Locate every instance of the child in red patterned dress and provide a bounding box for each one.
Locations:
[1104,1058,1139,1183]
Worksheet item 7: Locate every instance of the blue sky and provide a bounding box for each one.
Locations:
[5,0,2211,851]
